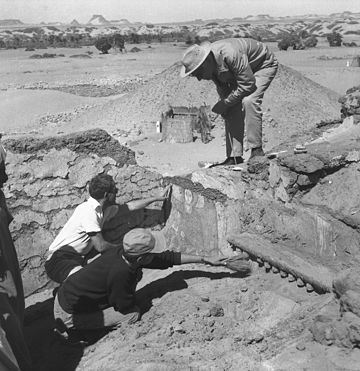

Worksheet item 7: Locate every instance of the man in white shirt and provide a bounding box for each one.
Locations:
[45,173,169,284]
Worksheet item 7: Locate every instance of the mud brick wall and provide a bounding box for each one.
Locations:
[3,129,166,296]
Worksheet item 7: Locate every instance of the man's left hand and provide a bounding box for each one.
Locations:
[158,184,172,201]
[212,100,228,115]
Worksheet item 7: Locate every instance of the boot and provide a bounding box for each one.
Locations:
[210,156,244,167]
[249,147,265,160]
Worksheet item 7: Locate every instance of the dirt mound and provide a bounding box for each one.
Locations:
[4,128,136,166]
[68,62,340,150]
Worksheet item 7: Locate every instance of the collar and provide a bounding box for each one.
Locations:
[88,196,102,210]
[211,48,229,75]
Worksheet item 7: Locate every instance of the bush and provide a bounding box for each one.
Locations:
[327,32,342,47]
[95,37,112,54]
[278,39,290,50]
[185,35,193,45]
[304,36,318,48]
[277,32,303,51]
[343,42,357,47]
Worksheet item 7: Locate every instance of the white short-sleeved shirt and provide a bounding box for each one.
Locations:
[47,197,103,259]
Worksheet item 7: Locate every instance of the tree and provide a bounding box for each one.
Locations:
[95,37,112,54]
[277,32,305,51]
[327,32,342,47]
[185,35,193,45]
[304,35,318,48]
[113,33,125,52]
[277,39,290,50]
[130,33,140,44]
[194,35,201,45]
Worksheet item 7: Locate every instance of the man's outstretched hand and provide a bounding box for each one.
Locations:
[203,256,228,266]
[212,100,228,115]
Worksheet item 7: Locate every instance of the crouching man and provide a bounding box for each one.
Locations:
[53,228,225,334]
[45,173,169,284]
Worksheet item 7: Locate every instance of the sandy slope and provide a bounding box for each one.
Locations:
[53,62,341,175]
[0,89,118,134]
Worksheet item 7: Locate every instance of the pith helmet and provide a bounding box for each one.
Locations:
[180,42,211,77]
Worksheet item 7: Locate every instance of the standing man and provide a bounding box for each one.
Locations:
[53,228,228,335]
[45,173,169,284]
[180,38,278,165]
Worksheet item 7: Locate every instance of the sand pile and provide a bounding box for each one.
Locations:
[67,62,341,150]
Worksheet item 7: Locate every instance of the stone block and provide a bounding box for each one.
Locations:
[14,228,53,261]
[333,268,360,297]
[301,163,360,229]
[68,156,105,188]
[341,290,360,318]
[11,210,47,232]
[268,161,281,187]
[279,153,324,174]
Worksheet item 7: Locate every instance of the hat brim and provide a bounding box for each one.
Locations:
[180,44,211,78]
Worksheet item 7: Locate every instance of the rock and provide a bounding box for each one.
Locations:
[173,325,186,334]
[340,290,360,317]
[278,153,324,174]
[247,156,269,175]
[302,164,360,229]
[296,343,306,351]
[209,304,224,317]
[333,268,360,297]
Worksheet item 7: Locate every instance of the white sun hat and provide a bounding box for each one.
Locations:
[180,42,211,78]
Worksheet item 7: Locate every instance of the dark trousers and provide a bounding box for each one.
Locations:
[45,246,85,284]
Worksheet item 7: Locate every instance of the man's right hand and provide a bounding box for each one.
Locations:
[127,306,141,324]
[203,256,228,266]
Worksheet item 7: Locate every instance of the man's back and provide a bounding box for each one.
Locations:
[47,197,103,258]
[57,249,180,315]
[211,38,272,73]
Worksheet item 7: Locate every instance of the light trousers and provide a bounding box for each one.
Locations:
[53,294,139,331]
[224,64,278,157]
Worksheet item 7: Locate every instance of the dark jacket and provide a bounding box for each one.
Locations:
[210,38,277,106]
[57,248,181,314]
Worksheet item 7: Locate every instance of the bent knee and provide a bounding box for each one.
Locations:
[243,95,261,109]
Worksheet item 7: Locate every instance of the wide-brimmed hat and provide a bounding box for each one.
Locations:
[123,228,158,257]
[180,42,211,78]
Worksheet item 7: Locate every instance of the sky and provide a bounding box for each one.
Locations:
[1,0,359,24]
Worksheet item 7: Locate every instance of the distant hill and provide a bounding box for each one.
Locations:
[87,15,110,26]
[245,14,273,21]
[70,19,81,26]
[110,19,132,26]
[0,19,23,26]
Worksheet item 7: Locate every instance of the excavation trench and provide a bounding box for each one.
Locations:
[4,126,360,370]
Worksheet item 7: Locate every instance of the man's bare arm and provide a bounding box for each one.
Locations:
[126,186,171,211]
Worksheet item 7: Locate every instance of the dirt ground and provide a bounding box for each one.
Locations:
[2,40,360,370]
[25,264,360,371]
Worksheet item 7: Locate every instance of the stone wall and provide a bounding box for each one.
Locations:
[3,129,166,296]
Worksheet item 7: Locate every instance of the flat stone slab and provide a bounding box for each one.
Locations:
[227,232,334,293]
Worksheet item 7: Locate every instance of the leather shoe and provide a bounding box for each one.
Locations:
[211,156,244,167]
[249,147,265,160]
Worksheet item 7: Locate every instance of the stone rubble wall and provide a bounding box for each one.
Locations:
[3,129,165,296]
